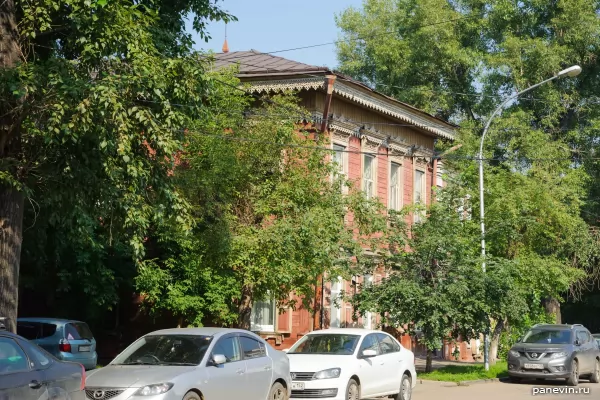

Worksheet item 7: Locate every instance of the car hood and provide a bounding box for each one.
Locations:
[287,354,354,373]
[511,343,569,353]
[85,365,195,388]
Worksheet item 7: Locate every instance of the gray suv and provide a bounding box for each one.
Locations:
[507,323,600,386]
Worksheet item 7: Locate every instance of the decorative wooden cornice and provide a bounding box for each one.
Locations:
[332,81,455,140]
[241,78,455,140]
[245,77,326,93]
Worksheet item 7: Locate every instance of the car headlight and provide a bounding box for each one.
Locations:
[551,352,568,359]
[313,368,341,380]
[134,383,174,396]
[508,350,520,358]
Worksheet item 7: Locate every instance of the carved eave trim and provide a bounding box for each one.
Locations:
[332,81,455,140]
[243,77,326,94]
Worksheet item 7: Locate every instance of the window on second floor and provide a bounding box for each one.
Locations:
[363,155,375,199]
[414,169,425,223]
[332,144,345,174]
[389,162,401,210]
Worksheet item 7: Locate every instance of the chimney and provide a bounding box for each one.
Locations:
[222,23,229,53]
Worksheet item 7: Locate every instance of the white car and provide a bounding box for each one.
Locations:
[285,328,415,400]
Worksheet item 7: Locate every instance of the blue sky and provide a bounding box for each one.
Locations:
[186,0,364,68]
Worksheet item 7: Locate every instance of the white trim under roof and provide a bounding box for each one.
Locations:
[241,77,455,140]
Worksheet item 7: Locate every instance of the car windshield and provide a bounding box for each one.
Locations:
[65,322,93,340]
[522,329,572,344]
[112,335,213,366]
[288,334,360,355]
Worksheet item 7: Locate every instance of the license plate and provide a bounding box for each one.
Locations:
[291,382,305,390]
[524,363,543,369]
[78,345,91,352]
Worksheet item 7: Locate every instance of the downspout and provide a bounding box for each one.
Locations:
[314,74,337,331]
[320,75,337,133]
[431,139,438,204]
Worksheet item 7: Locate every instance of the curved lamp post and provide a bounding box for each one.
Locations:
[479,65,582,371]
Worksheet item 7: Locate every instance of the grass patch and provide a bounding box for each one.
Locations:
[419,361,508,382]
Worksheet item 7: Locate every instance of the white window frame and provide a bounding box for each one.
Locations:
[329,276,343,328]
[331,143,348,193]
[251,297,276,332]
[413,169,426,223]
[389,161,402,210]
[363,154,376,199]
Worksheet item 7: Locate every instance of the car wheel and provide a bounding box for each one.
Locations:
[183,391,202,400]
[566,359,579,386]
[590,359,600,384]
[346,378,360,400]
[268,382,288,400]
[393,373,412,400]
[508,376,521,384]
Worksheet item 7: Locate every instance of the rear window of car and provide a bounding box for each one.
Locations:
[65,322,93,340]
[17,322,57,340]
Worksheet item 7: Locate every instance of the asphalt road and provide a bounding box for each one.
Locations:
[405,379,596,400]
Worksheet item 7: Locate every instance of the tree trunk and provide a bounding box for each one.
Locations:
[1,0,24,334]
[0,188,24,333]
[489,319,505,364]
[542,297,561,324]
[237,284,253,330]
[425,349,433,373]
[313,275,322,331]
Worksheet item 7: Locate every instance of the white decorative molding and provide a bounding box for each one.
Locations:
[332,81,455,140]
[388,142,410,157]
[362,135,382,152]
[244,77,326,94]
[330,125,353,145]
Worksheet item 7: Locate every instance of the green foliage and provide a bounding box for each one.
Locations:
[2,0,233,323]
[135,70,387,326]
[419,361,508,382]
[337,0,599,340]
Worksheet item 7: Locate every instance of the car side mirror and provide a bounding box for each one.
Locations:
[211,354,226,366]
[361,349,377,358]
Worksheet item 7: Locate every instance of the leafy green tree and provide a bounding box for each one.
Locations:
[136,69,388,328]
[336,0,599,339]
[0,0,232,332]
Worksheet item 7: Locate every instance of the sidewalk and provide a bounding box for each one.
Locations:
[414,355,481,372]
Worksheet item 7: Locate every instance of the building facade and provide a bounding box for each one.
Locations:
[213,50,458,354]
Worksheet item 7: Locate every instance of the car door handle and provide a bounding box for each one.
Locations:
[236,369,245,375]
[264,365,272,370]
[29,381,43,389]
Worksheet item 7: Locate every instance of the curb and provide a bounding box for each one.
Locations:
[419,377,509,386]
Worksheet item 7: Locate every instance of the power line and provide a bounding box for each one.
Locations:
[137,99,596,136]
[173,126,600,162]
[213,15,477,59]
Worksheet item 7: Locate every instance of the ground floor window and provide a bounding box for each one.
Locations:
[251,298,275,332]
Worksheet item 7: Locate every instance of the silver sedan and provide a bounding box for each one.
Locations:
[85,328,291,400]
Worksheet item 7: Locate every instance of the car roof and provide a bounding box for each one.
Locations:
[17,317,84,325]
[146,327,256,337]
[0,331,22,339]
[304,328,383,336]
[532,324,581,331]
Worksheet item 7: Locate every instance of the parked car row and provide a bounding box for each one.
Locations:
[507,323,600,386]
[85,327,416,400]
[1,324,416,400]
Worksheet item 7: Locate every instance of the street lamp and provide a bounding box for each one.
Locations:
[478,65,582,371]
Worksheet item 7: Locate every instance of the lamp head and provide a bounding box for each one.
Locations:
[557,65,582,78]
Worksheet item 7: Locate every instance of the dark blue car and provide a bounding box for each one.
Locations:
[0,330,85,399]
[17,318,98,370]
